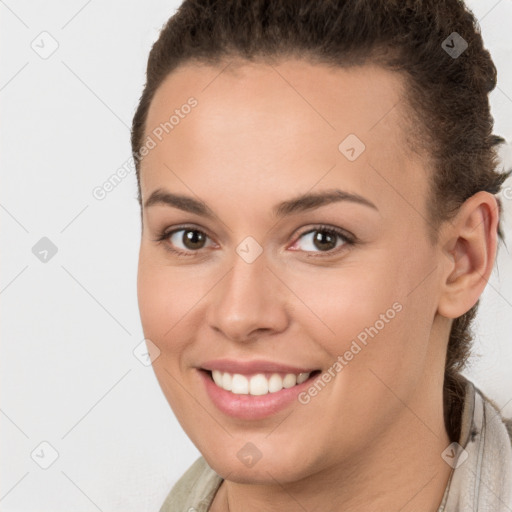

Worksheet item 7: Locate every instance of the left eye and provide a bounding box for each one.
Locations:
[291,227,350,253]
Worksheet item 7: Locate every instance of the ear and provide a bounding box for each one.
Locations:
[437,191,499,319]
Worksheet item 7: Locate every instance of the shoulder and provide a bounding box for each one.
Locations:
[159,456,223,512]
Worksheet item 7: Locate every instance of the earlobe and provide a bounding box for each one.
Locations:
[437,191,499,319]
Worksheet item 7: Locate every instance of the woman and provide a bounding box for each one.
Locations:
[132,0,512,510]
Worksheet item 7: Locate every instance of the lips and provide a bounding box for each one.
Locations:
[197,359,322,420]
[200,358,318,375]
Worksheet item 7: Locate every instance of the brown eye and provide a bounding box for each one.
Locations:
[291,226,352,254]
[181,229,207,250]
[165,228,213,253]
[311,230,337,251]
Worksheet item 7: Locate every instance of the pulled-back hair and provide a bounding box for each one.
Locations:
[131,0,511,442]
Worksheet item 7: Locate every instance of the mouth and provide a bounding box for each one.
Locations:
[198,367,323,420]
[201,368,322,396]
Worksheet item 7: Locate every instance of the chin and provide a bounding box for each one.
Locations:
[201,441,318,485]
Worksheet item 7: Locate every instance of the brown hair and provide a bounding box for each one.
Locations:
[131,0,511,442]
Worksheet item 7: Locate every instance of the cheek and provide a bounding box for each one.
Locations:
[286,251,431,385]
[137,263,172,338]
[137,252,224,365]
[136,264,192,362]
[285,258,401,349]
[137,253,200,336]
[137,259,201,410]
[287,268,428,439]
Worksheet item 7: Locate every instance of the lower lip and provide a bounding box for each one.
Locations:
[198,369,319,420]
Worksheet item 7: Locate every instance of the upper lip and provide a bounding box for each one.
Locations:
[199,359,318,375]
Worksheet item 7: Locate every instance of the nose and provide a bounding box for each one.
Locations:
[206,249,289,343]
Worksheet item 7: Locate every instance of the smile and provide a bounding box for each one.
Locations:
[210,370,313,395]
[198,365,322,420]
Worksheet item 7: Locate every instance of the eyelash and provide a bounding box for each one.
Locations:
[152,224,356,259]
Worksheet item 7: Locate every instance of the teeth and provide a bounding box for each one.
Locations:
[210,371,311,395]
[249,374,268,396]
[222,372,232,391]
[282,374,297,388]
[231,374,249,394]
[268,373,283,393]
[296,372,309,384]
[212,370,223,387]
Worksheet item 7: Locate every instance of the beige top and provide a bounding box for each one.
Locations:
[159,378,512,512]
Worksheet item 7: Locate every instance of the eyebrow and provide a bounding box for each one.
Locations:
[143,187,378,218]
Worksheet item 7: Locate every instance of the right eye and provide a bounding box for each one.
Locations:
[154,226,217,257]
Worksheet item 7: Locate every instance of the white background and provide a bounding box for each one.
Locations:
[1,1,511,510]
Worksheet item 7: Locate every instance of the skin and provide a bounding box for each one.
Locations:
[136,58,499,511]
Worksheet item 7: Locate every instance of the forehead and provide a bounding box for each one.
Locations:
[141,59,428,216]
[145,59,409,145]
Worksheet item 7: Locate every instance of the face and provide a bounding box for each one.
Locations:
[137,59,448,483]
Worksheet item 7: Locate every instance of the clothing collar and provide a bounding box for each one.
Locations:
[437,377,512,511]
